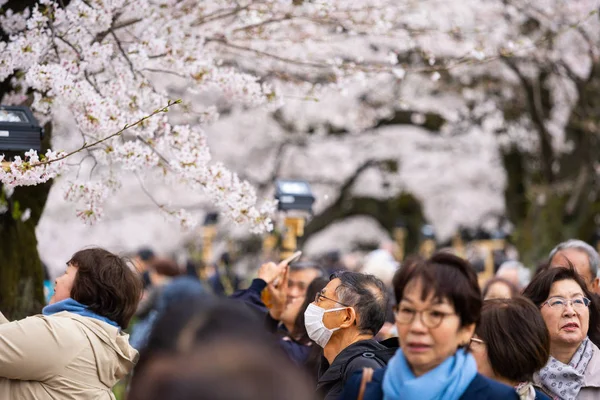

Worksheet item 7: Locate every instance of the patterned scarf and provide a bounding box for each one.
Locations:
[516,382,536,400]
[536,337,593,400]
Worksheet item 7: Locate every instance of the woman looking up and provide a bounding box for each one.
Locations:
[0,247,142,400]
[523,266,600,399]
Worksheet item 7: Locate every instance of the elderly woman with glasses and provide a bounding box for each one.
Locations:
[342,253,518,400]
[523,266,600,400]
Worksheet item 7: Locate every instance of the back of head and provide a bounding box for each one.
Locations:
[69,248,142,328]
[289,261,325,277]
[331,271,388,335]
[392,252,481,327]
[128,338,316,400]
[133,297,270,380]
[157,276,208,313]
[496,260,529,288]
[129,297,315,400]
[476,297,550,383]
[482,277,519,300]
[151,257,181,277]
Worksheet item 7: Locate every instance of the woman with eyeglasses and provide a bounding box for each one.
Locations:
[523,266,600,399]
[469,297,551,400]
[342,253,518,400]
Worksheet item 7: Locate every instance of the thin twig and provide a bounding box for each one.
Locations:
[56,35,82,56]
[206,37,328,68]
[31,100,182,168]
[232,15,291,33]
[142,68,188,78]
[192,3,254,27]
[134,172,165,209]
[135,135,171,165]
[111,30,136,77]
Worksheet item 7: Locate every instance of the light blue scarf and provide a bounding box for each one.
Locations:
[382,348,478,400]
[42,298,120,329]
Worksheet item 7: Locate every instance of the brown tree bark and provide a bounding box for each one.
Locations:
[0,0,65,319]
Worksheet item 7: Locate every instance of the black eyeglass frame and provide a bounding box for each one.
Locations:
[314,292,350,307]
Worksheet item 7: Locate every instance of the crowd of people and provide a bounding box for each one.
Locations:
[1,239,600,399]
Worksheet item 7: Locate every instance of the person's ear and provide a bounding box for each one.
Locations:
[339,307,356,329]
[592,277,599,293]
[458,323,476,346]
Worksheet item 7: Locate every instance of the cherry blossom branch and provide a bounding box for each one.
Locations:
[206,37,332,68]
[232,15,292,33]
[216,9,599,78]
[31,99,182,168]
[92,16,143,43]
[135,171,165,210]
[110,29,136,77]
[192,3,254,27]
[135,135,170,165]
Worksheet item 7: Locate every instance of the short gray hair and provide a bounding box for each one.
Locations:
[331,271,387,335]
[497,261,530,288]
[549,240,600,278]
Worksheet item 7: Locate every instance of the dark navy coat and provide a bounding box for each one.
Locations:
[341,367,521,400]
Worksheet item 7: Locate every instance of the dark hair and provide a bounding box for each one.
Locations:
[289,261,325,276]
[476,297,550,383]
[523,266,600,345]
[482,277,519,299]
[151,258,181,277]
[293,277,329,344]
[137,247,156,262]
[69,248,142,328]
[129,298,315,400]
[128,338,316,400]
[330,271,387,335]
[533,261,550,280]
[392,252,482,328]
[132,297,275,383]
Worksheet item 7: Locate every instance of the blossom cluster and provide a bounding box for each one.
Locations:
[0,0,282,232]
[0,0,598,235]
[0,150,67,188]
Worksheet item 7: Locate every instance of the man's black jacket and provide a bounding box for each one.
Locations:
[316,338,398,400]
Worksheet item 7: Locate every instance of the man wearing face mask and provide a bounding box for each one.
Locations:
[306,271,393,400]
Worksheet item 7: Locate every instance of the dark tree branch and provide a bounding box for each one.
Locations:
[110,30,136,77]
[192,3,254,27]
[503,57,555,183]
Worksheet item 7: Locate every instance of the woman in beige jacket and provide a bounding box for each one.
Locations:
[523,266,600,399]
[0,247,142,399]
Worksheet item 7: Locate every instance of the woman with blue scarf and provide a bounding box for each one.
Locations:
[0,248,142,400]
[343,253,519,400]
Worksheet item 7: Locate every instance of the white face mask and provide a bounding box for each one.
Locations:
[304,303,347,348]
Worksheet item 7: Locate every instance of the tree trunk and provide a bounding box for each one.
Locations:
[506,62,600,266]
[0,124,54,320]
[0,0,61,319]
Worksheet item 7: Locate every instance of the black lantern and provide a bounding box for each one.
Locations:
[275,179,315,212]
[0,106,44,152]
[203,212,219,226]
